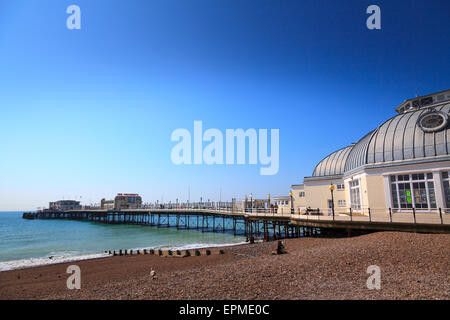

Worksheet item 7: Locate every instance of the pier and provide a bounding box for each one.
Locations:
[22,209,307,240]
[22,206,450,237]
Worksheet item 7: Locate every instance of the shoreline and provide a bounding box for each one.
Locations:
[1,231,448,300]
[0,240,249,273]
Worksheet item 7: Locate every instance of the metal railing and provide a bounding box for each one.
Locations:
[38,202,450,225]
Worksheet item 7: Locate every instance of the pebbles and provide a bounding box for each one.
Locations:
[1,232,448,300]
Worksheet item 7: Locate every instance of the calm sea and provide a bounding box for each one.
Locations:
[0,212,246,271]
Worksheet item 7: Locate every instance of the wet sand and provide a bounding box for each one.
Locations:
[0,232,448,300]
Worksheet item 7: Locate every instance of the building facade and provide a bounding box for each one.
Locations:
[295,89,450,218]
[100,199,115,210]
[49,200,81,211]
[114,193,142,209]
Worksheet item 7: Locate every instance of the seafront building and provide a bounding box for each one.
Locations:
[48,200,81,211]
[290,89,450,217]
[100,193,142,210]
[100,199,115,210]
[272,196,292,213]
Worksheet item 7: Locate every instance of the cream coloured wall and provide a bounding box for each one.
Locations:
[291,185,306,212]
[303,179,348,214]
[364,174,388,215]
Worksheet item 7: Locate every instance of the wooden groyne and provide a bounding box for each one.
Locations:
[104,248,225,258]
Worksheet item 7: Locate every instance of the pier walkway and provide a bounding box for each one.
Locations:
[22,206,450,236]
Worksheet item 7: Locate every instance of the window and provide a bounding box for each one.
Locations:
[442,171,450,209]
[349,180,361,210]
[299,192,305,197]
[390,172,437,210]
[337,184,345,190]
[338,200,346,207]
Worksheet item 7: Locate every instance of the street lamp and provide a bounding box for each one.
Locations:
[329,183,335,220]
[244,196,248,213]
[250,193,253,213]
[267,194,271,212]
[289,191,294,214]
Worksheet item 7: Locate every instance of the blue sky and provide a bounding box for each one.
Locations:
[0,0,449,210]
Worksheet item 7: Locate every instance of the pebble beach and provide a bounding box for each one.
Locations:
[0,231,448,300]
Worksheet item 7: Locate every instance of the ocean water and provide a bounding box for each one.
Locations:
[0,212,246,271]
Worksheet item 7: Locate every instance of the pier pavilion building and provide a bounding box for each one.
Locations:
[292,89,450,218]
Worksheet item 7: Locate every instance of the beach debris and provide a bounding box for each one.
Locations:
[150,268,156,280]
[272,240,287,255]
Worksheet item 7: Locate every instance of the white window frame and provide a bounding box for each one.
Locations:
[348,179,362,212]
[389,172,437,212]
[442,171,450,211]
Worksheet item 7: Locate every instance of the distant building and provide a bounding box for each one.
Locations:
[49,200,81,211]
[242,198,268,211]
[273,196,291,213]
[114,193,142,209]
[100,199,115,210]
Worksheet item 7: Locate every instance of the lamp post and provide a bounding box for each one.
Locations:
[329,183,335,220]
[267,194,271,213]
[244,196,248,213]
[250,193,253,213]
[289,191,294,214]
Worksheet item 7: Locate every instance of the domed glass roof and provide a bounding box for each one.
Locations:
[311,102,450,178]
[345,102,450,173]
[312,145,353,177]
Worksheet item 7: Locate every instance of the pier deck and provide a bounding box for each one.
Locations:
[22,208,450,236]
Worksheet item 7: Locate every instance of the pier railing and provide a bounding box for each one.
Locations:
[32,206,450,225]
[24,205,450,235]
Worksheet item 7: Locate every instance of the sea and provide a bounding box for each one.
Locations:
[0,212,247,272]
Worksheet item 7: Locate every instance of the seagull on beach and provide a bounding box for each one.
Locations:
[150,268,156,279]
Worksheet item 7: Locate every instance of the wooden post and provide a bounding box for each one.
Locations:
[439,208,443,224]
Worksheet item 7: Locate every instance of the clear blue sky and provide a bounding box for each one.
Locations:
[0,0,449,210]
